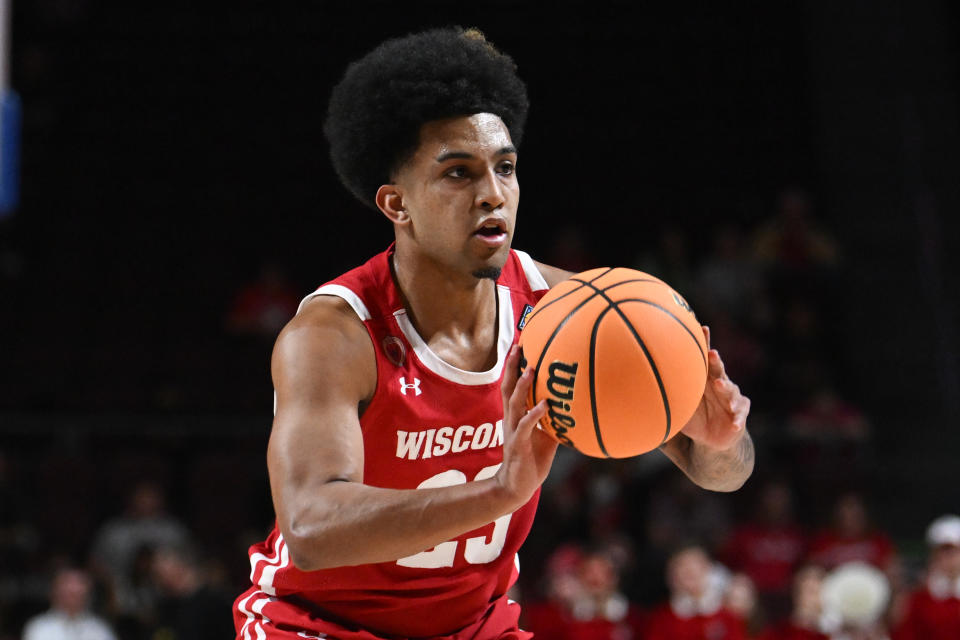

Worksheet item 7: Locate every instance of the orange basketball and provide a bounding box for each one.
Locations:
[518,267,708,458]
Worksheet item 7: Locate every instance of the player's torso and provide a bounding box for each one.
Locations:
[242,247,549,638]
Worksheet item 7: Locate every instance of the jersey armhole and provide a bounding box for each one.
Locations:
[512,250,549,292]
[280,283,379,417]
[297,284,373,320]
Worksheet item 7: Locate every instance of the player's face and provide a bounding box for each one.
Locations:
[393,113,519,280]
[667,548,711,598]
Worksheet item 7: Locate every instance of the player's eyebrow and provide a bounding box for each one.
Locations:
[435,146,517,163]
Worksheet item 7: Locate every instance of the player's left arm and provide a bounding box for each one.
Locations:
[533,259,754,492]
[659,326,753,492]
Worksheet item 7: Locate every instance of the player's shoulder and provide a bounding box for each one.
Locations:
[272,294,377,399]
[279,294,369,353]
[506,248,572,291]
[273,295,372,374]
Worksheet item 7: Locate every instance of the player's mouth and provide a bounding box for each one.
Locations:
[472,217,509,247]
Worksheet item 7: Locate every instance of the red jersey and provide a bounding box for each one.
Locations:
[234,247,551,640]
[722,523,807,593]
[643,605,748,640]
[892,583,960,640]
[806,530,895,571]
[756,621,829,640]
[522,598,647,640]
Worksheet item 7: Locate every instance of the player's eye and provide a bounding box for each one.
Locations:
[445,166,469,179]
[497,162,515,176]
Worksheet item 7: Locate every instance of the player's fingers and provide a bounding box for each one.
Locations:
[711,375,741,404]
[702,325,711,350]
[500,344,521,405]
[715,380,748,427]
[516,399,548,437]
[707,348,727,380]
[531,422,559,457]
[732,395,751,429]
[507,366,535,427]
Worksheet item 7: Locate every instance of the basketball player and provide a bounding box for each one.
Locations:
[233,27,754,640]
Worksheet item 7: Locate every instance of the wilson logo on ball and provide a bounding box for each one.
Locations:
[671,291,693,313]
[545,361,578,445]
[519,267,708,458]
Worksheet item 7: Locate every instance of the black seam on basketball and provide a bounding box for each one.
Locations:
[529,269,612,408]
[573,280,673,445]
[614,299,707,368]
[525,268,612,327]
[589,306,613,458]
[568,277,663,292]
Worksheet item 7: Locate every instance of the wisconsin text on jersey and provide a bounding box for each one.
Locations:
[396,421,505,460]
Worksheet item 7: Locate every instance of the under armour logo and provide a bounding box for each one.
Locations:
[399,377,422,396]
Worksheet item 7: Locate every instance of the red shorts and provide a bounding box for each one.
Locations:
[233,588,532,640]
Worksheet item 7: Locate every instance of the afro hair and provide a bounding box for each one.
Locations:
[323,27,529,209]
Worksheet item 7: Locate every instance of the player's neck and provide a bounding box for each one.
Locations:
[390,248,497,346]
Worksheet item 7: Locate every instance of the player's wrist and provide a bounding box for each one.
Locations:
[487,472,529,515]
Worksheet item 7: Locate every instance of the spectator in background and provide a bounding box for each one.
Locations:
[89,482,190,619]
[522,544,646,640]
[807,492,897,573]
[225,261,300,338]
[722,480,808,621]
[520,544,583,639]
[149,543,236,640]
[21,567,117,640]
[892,514,960,640]
[724,572,763,636]
[633,471,733,608]
[564,548,646,639]
[644,544,748,640]
[786,380,873,491]
[752,188,839,274]
[787,385,870,444]
[758,566,831,640]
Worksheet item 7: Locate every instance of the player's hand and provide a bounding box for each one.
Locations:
[679,326,751,451]
[495,344,557,510]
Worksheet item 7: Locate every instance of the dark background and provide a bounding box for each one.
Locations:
[1,0,959,635]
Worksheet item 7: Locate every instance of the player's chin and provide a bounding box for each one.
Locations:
[469,242,511,281]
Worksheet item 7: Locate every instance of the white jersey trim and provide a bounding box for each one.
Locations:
[513,250,550,292]
[393,285,515,386]
[238,591,275,640]
[297,284,372,320]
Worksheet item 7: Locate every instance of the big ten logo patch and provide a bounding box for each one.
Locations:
[517,304,534,330]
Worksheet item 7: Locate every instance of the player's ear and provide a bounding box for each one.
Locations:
[376,184,409,225]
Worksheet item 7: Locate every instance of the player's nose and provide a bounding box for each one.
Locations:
[475,169,505,211]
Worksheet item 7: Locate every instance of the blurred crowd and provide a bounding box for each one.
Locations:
[518,481,960,639]
[1,188,957,640]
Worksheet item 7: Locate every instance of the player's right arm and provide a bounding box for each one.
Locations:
[267,296,554,571]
